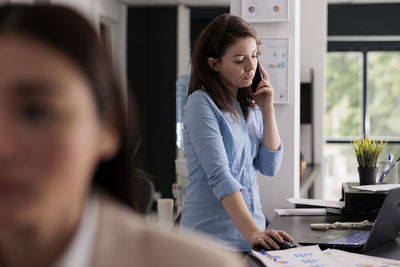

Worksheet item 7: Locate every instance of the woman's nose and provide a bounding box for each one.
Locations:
[245,62,254,72]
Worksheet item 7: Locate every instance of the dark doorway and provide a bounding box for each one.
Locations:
[127,7,177,198]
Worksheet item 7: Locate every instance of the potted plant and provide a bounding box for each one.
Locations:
[351,135,387,185]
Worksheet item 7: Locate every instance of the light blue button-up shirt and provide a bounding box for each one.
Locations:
[180,90,283,252]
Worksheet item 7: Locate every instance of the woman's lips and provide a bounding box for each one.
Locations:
[243,75,254,81]
[0,179,22,195]
[0,180,12,195]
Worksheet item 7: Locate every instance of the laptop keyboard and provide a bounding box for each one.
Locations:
[328,231,370,245]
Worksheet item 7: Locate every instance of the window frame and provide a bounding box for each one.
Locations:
[326,40,400,144]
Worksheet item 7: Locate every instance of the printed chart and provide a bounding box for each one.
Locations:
[249,246,400,267]
[250,245,339,267]
[257,37,288,103]
[243,0,288,22]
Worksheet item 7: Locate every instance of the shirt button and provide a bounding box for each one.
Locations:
[247,188,251,193]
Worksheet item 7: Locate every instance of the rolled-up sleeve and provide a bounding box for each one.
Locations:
[184,93,242,200]
[254,142,283,177]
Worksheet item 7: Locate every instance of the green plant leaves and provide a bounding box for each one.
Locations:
[351,135,387,168]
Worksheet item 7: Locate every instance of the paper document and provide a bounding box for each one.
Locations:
[274,208,326,216]
[249,245,400,267]
[249,245,340,266]
[352,184,400,192]
[287,197,345,209]
[323,248,400,267]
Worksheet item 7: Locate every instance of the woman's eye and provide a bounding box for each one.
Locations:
[21,105,54,123]
[235,57,245,64]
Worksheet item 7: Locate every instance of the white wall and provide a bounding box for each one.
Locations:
[96,0,128,96]
[300,0,327,199]
[177,4,191,77]
[1,0,127,95]
[51,0,128,96]
[118,0,229,6]
[231,0,300,219]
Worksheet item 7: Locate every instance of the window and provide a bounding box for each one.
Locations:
[323,3,400,200]
[324,47,400,200]
[326,52,362,140]
[368,52,400,137]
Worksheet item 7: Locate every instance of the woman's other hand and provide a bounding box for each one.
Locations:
[248,229,294,250]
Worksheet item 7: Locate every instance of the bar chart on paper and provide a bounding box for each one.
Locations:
[257,37,289,103]
[249,245,400,267]
[249,245,339,266]
[294,252,324,265]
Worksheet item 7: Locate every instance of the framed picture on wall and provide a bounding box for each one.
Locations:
[242,0,288,22]
[257,37,289,104]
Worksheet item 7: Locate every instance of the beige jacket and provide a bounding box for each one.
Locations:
[91,194,245,267]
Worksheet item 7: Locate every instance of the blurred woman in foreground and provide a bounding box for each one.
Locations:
[0,5,243,267]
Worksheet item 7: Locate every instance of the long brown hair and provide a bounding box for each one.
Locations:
[189,14,257,119]
[0,5,135,208]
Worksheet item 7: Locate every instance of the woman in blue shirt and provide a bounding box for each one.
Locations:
[180,14,294,252]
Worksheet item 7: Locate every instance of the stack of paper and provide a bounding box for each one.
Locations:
[274,208,327,216]
[287,198,345,209]
[323,249,400,267]
[249,245,400,267]
[249,245,339,266]
[286,198,345,214]
[351,184,400,192]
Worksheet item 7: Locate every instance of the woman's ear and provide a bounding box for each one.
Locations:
[97,124,120,161]
[207,57,220,71]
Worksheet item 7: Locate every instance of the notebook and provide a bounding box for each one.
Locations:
[298,187,400,252]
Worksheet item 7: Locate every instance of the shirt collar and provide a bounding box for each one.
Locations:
[52,192,100,267]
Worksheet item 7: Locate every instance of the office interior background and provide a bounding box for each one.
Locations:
[5,0,399,218]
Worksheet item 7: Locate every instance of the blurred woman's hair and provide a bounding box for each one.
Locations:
[0,4,138,209]
[189,14,257,119]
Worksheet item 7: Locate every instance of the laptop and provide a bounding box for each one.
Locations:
[299,187,400,253]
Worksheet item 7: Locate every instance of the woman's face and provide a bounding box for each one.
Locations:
[0,35,118,227]
[213,36,258,93]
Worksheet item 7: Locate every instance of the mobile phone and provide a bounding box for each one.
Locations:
[251,63,264,93]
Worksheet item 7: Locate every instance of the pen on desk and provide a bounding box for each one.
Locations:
[379,153,394,183]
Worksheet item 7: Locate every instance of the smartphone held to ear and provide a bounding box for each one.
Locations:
[251,63,264,93]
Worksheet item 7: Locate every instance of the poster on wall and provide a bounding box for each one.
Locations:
[257,37,288,104]
[242,0,288,22]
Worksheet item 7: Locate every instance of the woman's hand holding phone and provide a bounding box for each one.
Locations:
[251,62,274,111]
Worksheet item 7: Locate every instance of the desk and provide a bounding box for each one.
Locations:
[245,214,400,266]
